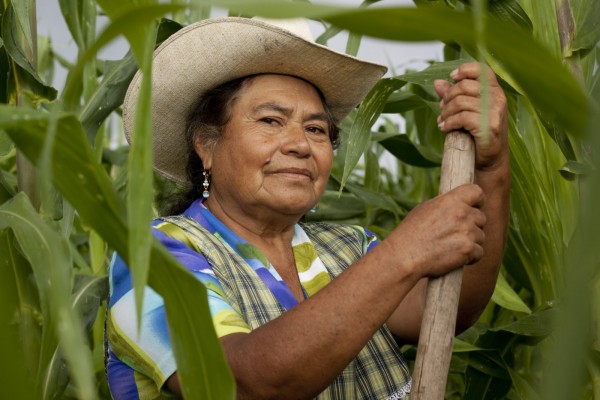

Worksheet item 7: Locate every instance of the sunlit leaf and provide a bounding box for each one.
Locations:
[491,271,532,314]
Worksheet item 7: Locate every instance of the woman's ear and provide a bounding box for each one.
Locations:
[193,136,213,170]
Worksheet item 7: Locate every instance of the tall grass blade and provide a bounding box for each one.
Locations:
[126,20,156,328]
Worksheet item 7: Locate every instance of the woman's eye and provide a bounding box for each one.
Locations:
[307,126,327,135]
[261,117,278,125]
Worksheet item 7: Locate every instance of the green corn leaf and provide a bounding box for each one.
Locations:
[290,3,593,137]
[465,350,510,379]
[0,39,10,105]
[538,116,577,163]
[79,18,182,141]
[346,31,361,57]
[508,367,541,400]
[7,0,34,64]
[213,1,594,138]
[62,3,184,109]
[73,274,109,335]
[379,134,441,167]
[491,271,532,314]
[519,0,561,58]
[559,160,595,180]
[0,194,97,400]
[396,59,465,87]
[58,0,85,48]
[0,230,36,400]
[488,0,533,31]
[382,92,428,114]
[453,338,482,353]
[127,19,156,330]
[465,355,512,399]
[492,307,556,337]
[211,0,343,19]
[308,191,366,221]
[340,78,404,191]
[458,0,533,30]
[1,2,57,102]
[325,7,591,136]
[364,147,380,192]
[571,0,600,54]
[43,346,70,399]
[334,176,403,218]
[0,106,235,399]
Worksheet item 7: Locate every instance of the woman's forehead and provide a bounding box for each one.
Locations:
[237,74,325,108]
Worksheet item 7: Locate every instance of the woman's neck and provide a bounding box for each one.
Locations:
[202,196,299,248]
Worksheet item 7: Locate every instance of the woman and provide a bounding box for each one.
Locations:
[106,17,509,399]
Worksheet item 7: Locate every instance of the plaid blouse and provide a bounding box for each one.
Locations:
[106,199,411,399]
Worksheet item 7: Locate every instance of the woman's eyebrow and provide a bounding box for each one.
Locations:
[253,103,292,116]
[252,103,328,122]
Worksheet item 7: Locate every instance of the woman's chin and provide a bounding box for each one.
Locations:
[266,200,316,219]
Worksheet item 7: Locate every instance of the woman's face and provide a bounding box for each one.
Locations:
[198,74,334,219]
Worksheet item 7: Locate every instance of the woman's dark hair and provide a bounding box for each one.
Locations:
[165,74,340,215]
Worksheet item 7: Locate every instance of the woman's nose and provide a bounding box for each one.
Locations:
[281,125,311,156]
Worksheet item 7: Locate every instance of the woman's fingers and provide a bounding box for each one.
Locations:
[434,62,508,170]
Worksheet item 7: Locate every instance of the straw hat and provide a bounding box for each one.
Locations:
[123,17,387,184]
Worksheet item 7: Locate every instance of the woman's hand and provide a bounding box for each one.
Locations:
[434,62,509,172]
[385,183,487,280]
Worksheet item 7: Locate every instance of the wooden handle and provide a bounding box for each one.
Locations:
[411,130,476,400]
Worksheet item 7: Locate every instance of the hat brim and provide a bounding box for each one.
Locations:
[123,17,387,184]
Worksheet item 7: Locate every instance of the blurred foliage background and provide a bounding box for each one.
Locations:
[0,0,599,399]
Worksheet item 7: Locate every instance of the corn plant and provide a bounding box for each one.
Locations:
[0,0,598,399]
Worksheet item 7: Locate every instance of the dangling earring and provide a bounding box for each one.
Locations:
[202,169,210,199]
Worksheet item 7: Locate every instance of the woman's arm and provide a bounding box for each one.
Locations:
[166,181,486,399]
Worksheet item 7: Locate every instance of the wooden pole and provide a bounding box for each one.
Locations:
[411,130,475,400]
